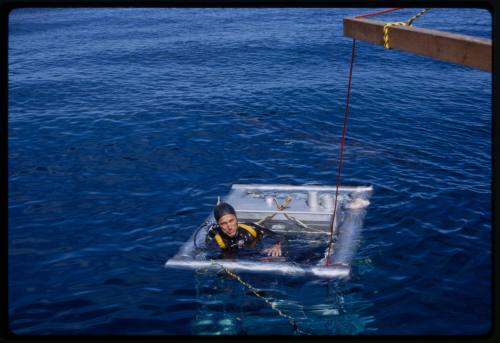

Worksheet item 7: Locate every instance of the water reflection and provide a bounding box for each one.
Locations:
[190,253,377,334]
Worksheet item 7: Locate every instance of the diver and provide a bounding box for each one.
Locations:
[205,202,284,258]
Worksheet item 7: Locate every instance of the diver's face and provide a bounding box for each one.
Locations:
[218,214,238,237]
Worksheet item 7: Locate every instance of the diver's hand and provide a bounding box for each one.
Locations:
[263,243,282,257]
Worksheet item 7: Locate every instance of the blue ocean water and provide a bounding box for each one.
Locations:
[8,8,491,335]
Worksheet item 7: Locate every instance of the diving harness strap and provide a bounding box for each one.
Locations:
[214,224,258,250]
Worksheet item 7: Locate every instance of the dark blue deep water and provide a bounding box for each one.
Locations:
[8,8,491,335]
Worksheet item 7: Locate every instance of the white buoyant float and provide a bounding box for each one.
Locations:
[165,184,372,279]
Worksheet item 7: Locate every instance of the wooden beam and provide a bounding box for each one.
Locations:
[343,17,491,72]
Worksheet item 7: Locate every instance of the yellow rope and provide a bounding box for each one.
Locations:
[210,259,310,335]
[383,21,406,49]
[383,8,431,49]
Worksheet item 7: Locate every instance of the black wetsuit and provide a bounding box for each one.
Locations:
[205,222,283,257]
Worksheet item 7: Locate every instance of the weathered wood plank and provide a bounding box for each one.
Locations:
[343,16,491,72]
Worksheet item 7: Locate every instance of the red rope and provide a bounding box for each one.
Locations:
[325,39,357,266]
[355,7,401,19]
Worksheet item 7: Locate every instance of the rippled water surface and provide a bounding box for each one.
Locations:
[8,8,491,335]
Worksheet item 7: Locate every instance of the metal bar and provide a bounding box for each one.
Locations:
[231,184,373,192]
[236,209,334,215]
[165,259,350,278]
[343,16,492,72]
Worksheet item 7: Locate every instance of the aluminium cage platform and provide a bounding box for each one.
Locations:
[165,184,373,279]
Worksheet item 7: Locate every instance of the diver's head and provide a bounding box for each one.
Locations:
[214,202,238,237]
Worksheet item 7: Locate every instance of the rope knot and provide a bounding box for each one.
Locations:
[383,22,407,49]
[383,8,431,49]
